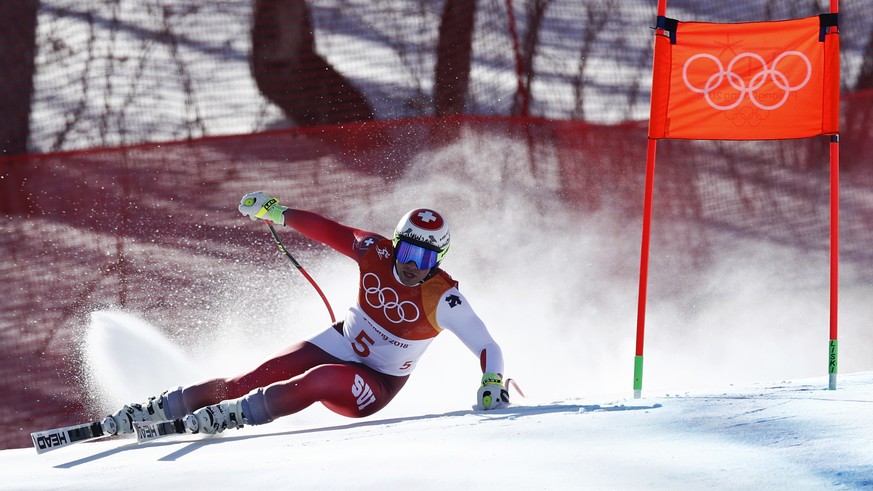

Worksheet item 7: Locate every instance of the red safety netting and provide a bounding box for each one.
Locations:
[3,109,873,449]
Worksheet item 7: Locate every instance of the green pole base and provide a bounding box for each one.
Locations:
[828,339,838,390]
[633,355,644,399]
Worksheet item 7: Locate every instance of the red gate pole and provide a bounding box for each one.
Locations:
[633,0,669,399]
[828,0,840,391]
[828,135,839,390]
[634,138,658,399]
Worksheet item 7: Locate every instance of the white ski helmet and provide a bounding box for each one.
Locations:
[393,208,451,267]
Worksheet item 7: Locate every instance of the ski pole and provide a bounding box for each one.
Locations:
[264,220,336,323]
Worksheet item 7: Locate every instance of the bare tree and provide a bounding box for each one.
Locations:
[571,0,613,120]
[513,0,553,117]
[251,0,374,126]
[0,1,39,155]
[856,29,873,91]
[434,0,477,116]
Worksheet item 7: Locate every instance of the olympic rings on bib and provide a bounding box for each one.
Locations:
[362,273,420,324]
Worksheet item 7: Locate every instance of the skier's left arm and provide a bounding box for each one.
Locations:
[237,191,375,260]
[436,287,509,410]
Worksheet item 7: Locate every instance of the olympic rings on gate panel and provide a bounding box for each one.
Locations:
[362,273,420,324]
[682,51,812,111]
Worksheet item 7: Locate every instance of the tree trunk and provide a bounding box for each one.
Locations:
[0,1,39,155]
[434,0,477,116]
[856,29,873,91]
[251,0,374,126]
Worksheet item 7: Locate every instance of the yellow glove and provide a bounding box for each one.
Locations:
[477,372,509,410]
[238,192,288,225]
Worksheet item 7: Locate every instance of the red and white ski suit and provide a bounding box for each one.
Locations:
[217,209,504,419]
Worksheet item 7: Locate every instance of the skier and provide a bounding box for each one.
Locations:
[109,192,509,435]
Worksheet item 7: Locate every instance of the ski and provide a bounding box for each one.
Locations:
[134,416,197,443]
[31,417,118,454]
[31,416,196,453]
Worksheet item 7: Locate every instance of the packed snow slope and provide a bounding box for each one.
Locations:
[3,311,873,490]
[4,375,872,489]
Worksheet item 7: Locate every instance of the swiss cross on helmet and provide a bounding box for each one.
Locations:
[393,208,451,267]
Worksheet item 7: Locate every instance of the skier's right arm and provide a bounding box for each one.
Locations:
[238,191,369,259]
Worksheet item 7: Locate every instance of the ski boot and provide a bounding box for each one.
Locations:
[185,399,245,434]
[106,386,186,435]
[185,388,273,434]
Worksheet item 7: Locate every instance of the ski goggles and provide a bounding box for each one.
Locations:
[395,240,440,270]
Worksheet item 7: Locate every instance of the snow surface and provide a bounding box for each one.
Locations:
[2,311,872,490]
